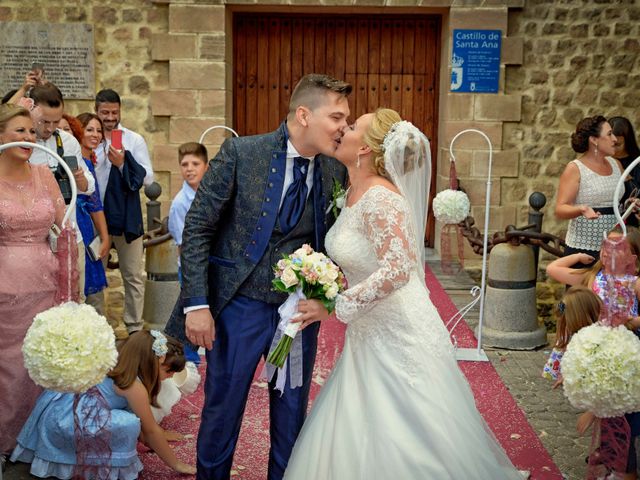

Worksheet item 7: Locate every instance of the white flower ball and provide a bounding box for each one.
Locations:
[23,302,118,393]
[432,189,470,224]
[561,324,640,418]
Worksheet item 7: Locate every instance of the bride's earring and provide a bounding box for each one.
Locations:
[594,142,599,159]
[356,155,361,169]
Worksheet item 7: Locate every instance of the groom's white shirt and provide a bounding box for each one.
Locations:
[184,140,315,314]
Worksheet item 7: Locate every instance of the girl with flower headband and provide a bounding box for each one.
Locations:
[11,330,196,478]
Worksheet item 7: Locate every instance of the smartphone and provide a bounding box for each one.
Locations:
[31,62,44,73]
[62,155,78,171]
[111,129,123,150]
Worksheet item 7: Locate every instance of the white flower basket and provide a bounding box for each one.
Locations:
[23,302,118,394]
[561,324,640,418]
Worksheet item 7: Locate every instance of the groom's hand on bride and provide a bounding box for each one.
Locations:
[293,299,330,330]
[185,309,216,350]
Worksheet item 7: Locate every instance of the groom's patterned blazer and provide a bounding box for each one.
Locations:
[165,122,347,344]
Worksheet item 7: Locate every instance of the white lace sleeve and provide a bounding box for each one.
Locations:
[335,189,416,324]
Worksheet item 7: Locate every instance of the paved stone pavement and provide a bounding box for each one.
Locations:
[4,258,590,480]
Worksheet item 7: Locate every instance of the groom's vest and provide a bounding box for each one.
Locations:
[236,192,315,304]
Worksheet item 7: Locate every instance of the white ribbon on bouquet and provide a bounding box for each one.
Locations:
[263,287,305,394]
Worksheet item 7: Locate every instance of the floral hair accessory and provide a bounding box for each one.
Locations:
[557,301,566,314]
[150,330,168,357]
[381,120,415,152]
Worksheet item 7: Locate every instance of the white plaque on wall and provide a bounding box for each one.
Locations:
[0,22,95,100]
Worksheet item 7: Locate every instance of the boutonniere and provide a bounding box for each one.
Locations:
[326,178,347,218]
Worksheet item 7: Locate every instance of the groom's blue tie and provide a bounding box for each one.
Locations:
[279,156,310,234]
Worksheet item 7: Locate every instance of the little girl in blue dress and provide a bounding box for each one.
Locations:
[11,330,196,478]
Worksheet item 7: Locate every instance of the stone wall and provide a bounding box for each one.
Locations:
[505,1,640,313]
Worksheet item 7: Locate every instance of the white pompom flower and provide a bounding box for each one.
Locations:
[432,189,470,224]
[561,324,640,418]
[23,302,118,394]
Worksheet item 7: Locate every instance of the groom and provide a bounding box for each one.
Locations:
[165,74,351,480]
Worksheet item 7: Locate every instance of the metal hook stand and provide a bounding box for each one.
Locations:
[448,129,493,362]
[198,125,239,145]
[613,155,640,237]
[0,141,77,227]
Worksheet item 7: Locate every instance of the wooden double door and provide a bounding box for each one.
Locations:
[233,12,441,246]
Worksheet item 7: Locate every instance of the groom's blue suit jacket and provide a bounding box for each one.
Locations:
[165,122,347,344]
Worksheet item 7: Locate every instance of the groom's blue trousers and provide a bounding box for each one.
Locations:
[196,294,320,480]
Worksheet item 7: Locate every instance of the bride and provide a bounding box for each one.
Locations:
[284,109,524,479]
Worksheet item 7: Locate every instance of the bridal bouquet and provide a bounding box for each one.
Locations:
[561,324,640,417]
[267,244,346,369]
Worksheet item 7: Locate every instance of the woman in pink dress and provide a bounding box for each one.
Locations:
[0,104,65,457]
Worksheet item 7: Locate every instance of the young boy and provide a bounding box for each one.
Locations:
[168,142,209,363]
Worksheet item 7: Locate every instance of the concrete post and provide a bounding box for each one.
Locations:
[481,243,547,349]
[142,182,180,331]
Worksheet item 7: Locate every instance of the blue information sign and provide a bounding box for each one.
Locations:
[450,29,501,93]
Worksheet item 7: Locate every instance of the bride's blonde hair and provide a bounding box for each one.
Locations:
[363,108,402,178]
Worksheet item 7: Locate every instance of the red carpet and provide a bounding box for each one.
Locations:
[140,265,561,479]
[424,266,563,480]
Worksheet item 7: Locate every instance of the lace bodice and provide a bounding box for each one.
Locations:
[326,186,453,366]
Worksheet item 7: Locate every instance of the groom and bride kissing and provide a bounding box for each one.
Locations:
[166,73,524,479]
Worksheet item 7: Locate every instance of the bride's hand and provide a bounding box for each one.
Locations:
[293,299,330,329]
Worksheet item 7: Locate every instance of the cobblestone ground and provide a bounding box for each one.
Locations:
[488,348,589,480]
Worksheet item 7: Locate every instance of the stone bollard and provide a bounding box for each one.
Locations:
[481,243,547,349]
[142,183,180,331]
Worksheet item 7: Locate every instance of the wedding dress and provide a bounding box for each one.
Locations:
[284,185,523,479]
